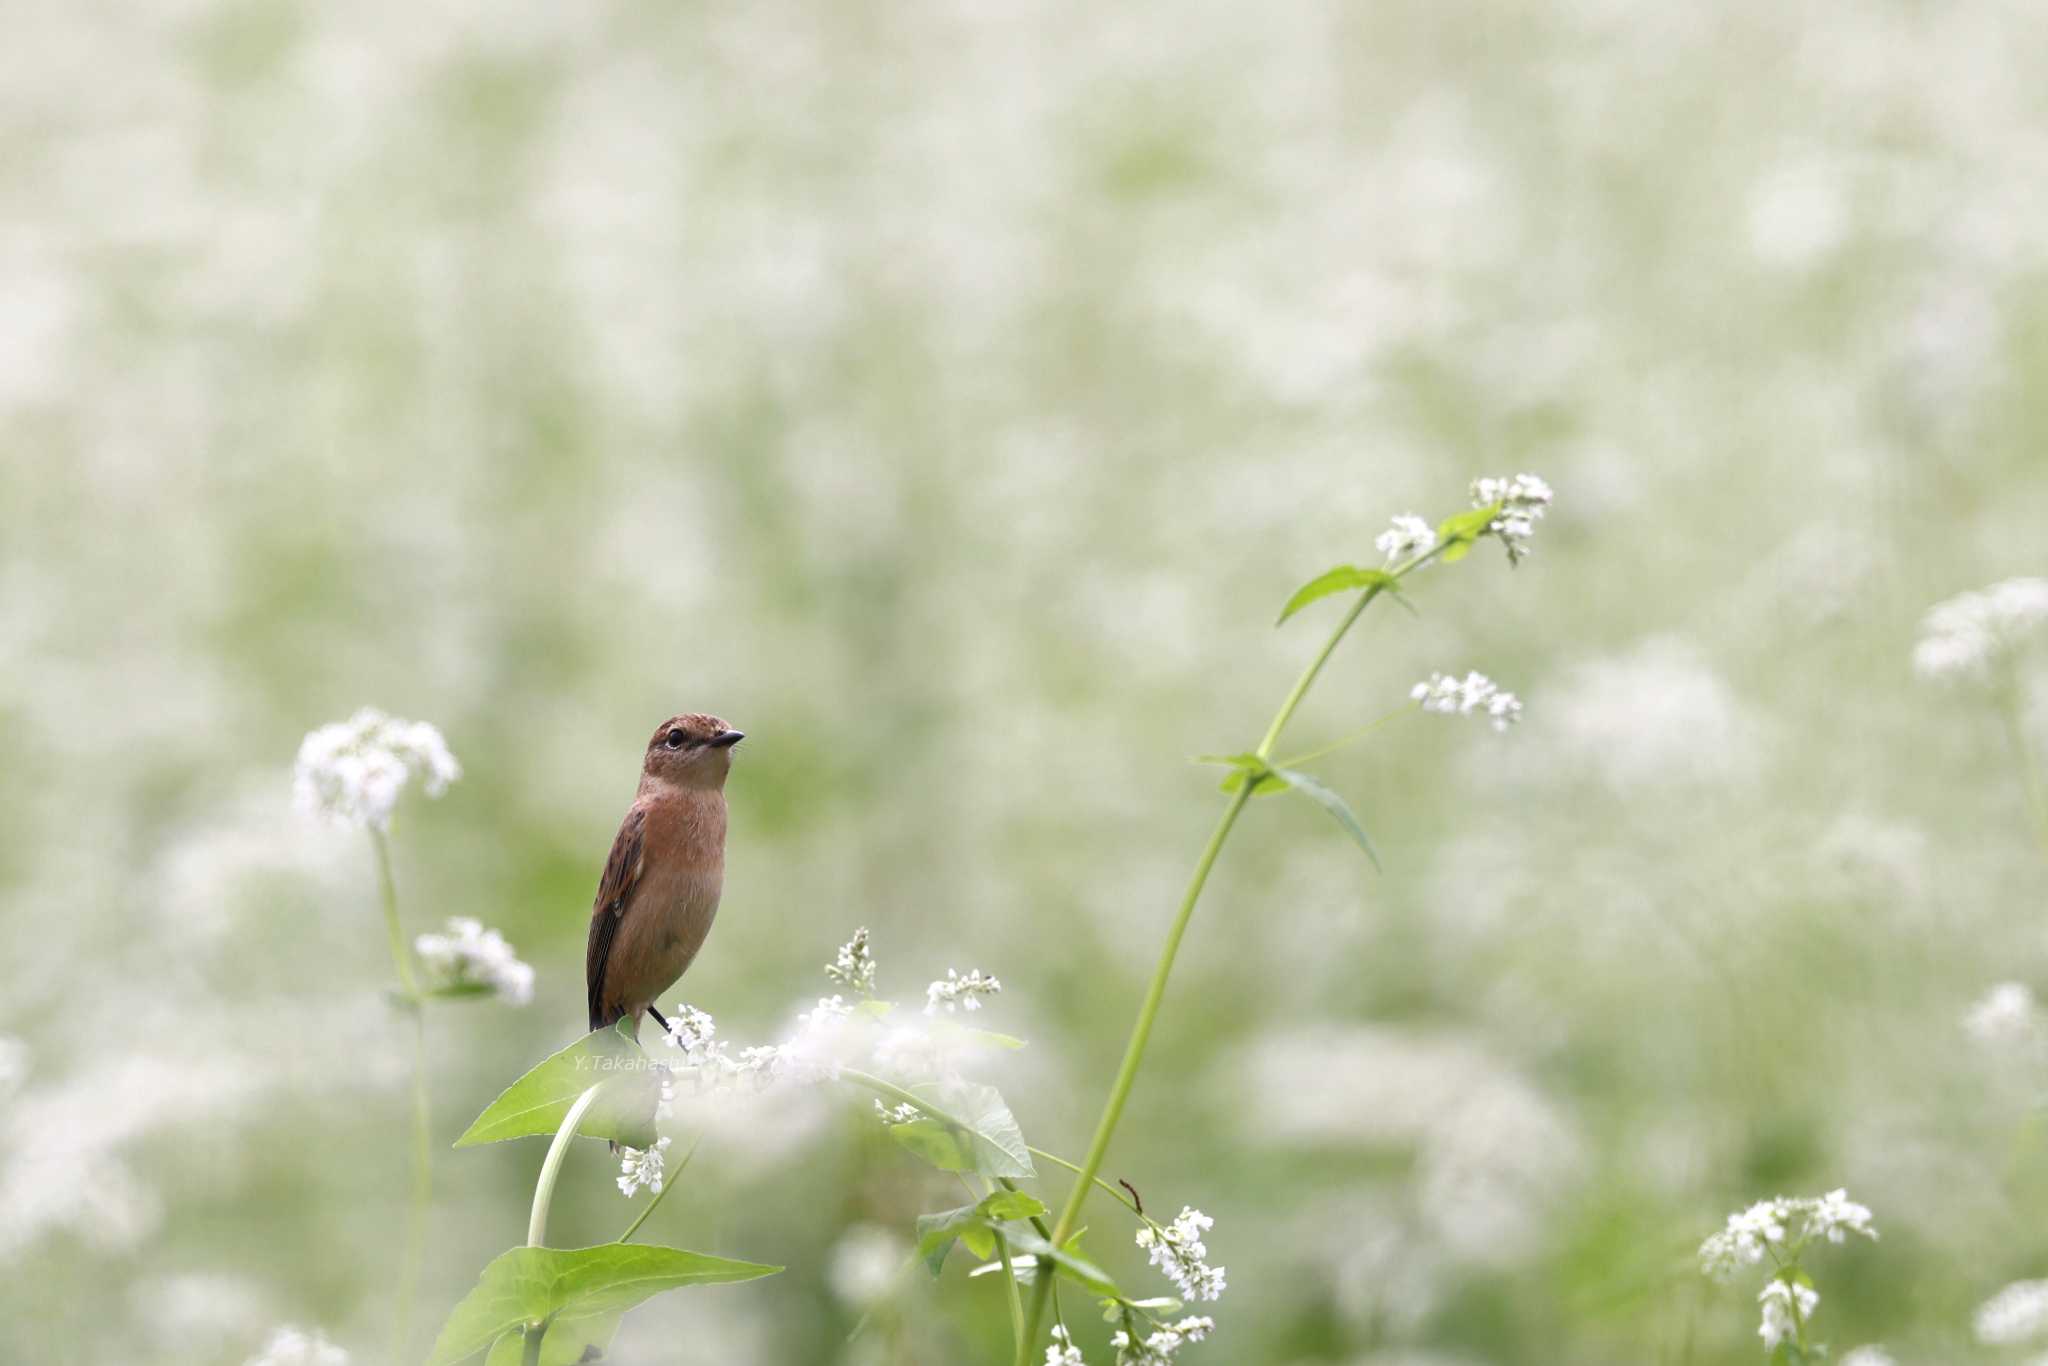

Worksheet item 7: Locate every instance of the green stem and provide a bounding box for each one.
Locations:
[1271,702,1417,769]
[615,1132,703,1244]
[1025,1146,1138,1213]
[371,829,430,1366]
[993,1221,1025,1351]
[520,1084,604,1366]
[529,1085,604,1247]
[1018,561,1407,1362]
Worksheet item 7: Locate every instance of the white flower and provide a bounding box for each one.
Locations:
[1135,1207,1226,1303]
[1966,982,2039,1044]
[413,918,535,1005]
[1805,1189,1876,1244]
[616,1136,671,1198]
[1411,671,1523,732]
[1045,1324,1087,1366]
[873,1099,922,1126]
[827,1223,906,1307]
[1914,577,2048,682]
[1699,1191,1874,1281]
[292,708,460,830]
[1977,1279,2048,1344]
[1374,514,1437,564]
[925,968,1002,1014]
[1759,1279,1819,1351]
[1841,1347,1896,1366]
[1111,1316,1216,1365]
[1468,473,1556,565]
[246,1325,349,1366]
[826,927,879,996]
[1699,1199,1788,1280]
[658,1001,842,1094]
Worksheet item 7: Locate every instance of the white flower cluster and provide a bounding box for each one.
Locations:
[1758,1279,1819,1351]
[1135,1207,1226,1303]
[1965,981,2039,1045]
[925,968,1001,1014]
[1469,473,1555,565]
[1111,1316,1215,1365]
[826,927,879,996]
[292,708,460,830]
[616,1136,671,1199]
[1374,514,1437,565]
[659,999,845,1097]
[1976,1279,2048,1345]
[1411,671,1523,731]
[1840,1347,1896,1366]
[1699,1190,1877,1280]
[872,1099,921,1126]
[1045,1324,1086,1366]
[1914,577,2048,682]
[246,1326,348,1366]
[413,918,535,1005]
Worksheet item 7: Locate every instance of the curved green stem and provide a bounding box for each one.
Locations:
[519,1084,604,1366]
[1018,556,1408,1362]
[529,1084,603,1248]
[370,829,430,1365]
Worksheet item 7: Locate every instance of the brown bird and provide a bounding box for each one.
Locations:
[586,713,744,1039]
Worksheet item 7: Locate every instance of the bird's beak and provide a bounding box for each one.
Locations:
[709,729,745,748]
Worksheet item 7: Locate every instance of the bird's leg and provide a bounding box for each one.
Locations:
[647,1005,671,1036]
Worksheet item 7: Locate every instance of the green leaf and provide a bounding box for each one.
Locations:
[482,1313,619,1366]
[427,1244,780,1366]
[1194,752,1285,796]
[915,1204,1000,1276]
[887,1118,977,1174]
[944,1081,1035,1178]
[884,1082,1035,1179]
[426,981,499,1001]
[1436,502,1499,563]
[979,1190,1047,1222]
[1276,565,1399,625]
[1265,765,1383,870]
[454,1022,663,1149]
[1006,1230,1121,1298]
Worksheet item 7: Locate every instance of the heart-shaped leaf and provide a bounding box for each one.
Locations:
[427,1244,779,1366]
[884,1082,1035,1180]
[455,1022,664,1149]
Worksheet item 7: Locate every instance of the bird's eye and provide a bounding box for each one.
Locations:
[665,729,687,750]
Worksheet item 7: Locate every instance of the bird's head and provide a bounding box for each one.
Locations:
[642,712,744,790]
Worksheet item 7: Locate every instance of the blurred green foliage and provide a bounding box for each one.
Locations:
[3,1,2048,1364]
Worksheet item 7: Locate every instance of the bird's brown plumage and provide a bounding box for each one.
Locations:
[586,713,740,1035]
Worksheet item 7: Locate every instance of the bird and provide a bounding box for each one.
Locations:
[586,713,744,1041]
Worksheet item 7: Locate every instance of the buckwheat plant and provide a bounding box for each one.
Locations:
[1915,576,2048,852]
[1699,1190,1878,1359]
[426,477,1557,1366]
[292,708,531,1360]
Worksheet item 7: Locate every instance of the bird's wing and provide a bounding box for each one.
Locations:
[586,805,647,1031]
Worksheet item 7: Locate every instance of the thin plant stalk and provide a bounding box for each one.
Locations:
[1018,554,1430,1361]
[614,1132,703,1245]
[370,828,432,1365]
[520,1084,605,1366]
